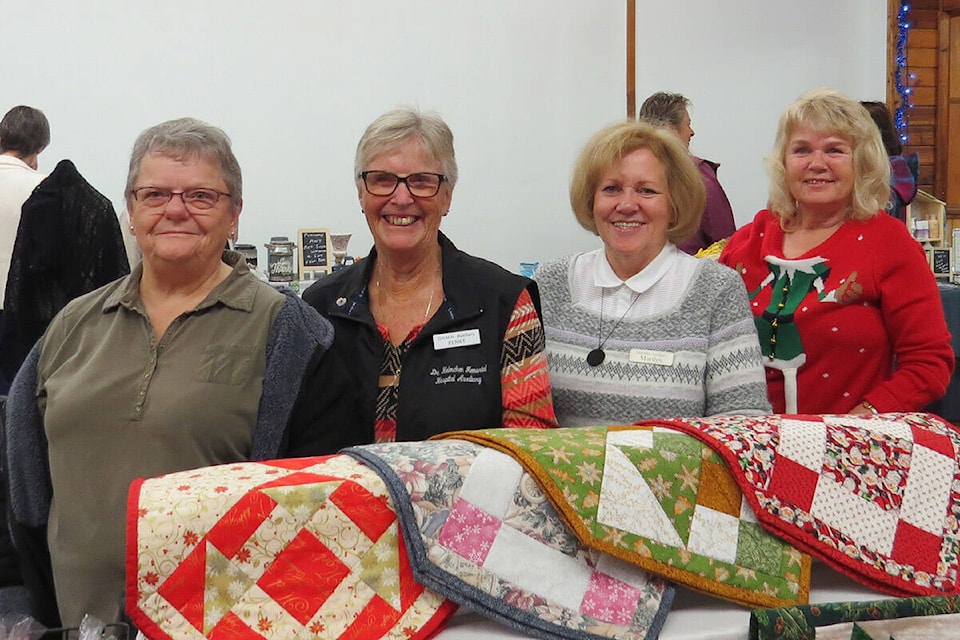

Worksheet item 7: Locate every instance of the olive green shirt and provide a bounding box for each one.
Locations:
[37,253,285,625]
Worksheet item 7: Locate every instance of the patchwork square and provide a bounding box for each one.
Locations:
[687,506,740,564]
[778,418,827,470]
[810,465,899,554]
[822,422,909,511]
[580,571,643,626]
[891,520,943,575]
[437,497,501,565]
[900,444,954,535]
[698,458,741,517]
[257,530,345,624]
[736,521,782,576]
[911,423,955,457]
[767,454,820,512]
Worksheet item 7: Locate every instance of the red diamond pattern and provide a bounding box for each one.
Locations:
[257,529,351,625]
[767,453,820,512]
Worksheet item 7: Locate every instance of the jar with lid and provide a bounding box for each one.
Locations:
[264,236,297,282]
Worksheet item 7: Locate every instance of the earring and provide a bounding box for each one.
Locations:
[129,225,135,232]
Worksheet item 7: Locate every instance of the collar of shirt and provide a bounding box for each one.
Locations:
[104,250,260,314]
[592,243,679,294]
[0,154,39,173]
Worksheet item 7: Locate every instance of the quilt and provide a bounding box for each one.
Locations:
[127,454,456,640]
[749,593,960,640]
[655,412,960,598]
[347,439,673,640]
[441,425,810,609]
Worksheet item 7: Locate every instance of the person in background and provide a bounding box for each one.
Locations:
[860,100,919,223]
[639,92,736,254]
[720,88,953,414]
[296,107,557,453]
[534,120,770,426]
[0,159,130,386]
[0,118,352,627]
[0,106,49,394]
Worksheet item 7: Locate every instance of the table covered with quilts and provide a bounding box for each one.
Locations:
[127,413,960,640]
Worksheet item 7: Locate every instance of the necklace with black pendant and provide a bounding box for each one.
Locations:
[587,287,641,367]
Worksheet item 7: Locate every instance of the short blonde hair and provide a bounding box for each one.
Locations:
[767,88,890,226]
[570,120,705,243]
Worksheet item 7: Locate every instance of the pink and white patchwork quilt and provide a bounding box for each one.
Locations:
[347,439,673,640]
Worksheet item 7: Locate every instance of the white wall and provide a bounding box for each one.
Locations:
[4,1,885,272]
[634,2,888,227]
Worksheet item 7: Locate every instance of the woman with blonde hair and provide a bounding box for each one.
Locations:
[535,120,770,425]
[720,88,953,414]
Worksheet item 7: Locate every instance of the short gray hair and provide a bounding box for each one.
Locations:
[0,106,50,156]
[638,92,691,129]
[354,107,458,188]
[125,117,242,207]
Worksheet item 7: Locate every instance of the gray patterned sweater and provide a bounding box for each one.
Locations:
[535,255,771,426]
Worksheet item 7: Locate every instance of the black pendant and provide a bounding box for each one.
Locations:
[586,348,605,367]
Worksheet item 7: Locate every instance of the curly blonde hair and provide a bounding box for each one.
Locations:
[766,88,890,228]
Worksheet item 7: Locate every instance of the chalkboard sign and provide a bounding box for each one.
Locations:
[298,228,331,278]
[929,247,952,278]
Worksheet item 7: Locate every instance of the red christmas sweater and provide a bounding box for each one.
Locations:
[720,209,954,414]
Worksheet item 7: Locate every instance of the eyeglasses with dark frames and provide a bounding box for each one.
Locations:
[359,171,446,198]
[131,187,232,211]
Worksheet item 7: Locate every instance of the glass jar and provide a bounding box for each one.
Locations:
[264,236,297,282]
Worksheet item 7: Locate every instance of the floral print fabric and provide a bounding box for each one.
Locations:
[347,439,673,640]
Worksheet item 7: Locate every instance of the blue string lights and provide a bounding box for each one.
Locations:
[894,1,913,143]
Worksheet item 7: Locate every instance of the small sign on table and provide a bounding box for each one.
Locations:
[298,228,331,279]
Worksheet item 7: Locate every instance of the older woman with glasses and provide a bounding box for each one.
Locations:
[0,118,354,627]
[297,106,557,452]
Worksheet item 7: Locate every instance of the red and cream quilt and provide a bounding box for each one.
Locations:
[127,454,455,640]
[654,412,960,598]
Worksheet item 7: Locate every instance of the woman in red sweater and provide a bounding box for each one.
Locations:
[720,88,953,415]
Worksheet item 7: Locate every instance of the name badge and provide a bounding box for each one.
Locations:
[434,329,481,351]
[629,349,674,366]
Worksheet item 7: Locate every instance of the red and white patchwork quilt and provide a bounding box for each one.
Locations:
[127,455,455,640]
[653,412,960,597]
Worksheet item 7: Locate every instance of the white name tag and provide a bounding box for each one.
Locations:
[629,349,675,366]
[434,329,481,350]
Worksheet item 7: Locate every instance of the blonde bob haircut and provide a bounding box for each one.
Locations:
[766,88,890,227]
[569,120,705,244]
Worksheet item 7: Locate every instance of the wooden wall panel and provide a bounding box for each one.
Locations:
[909,27,939,47]
[909,67,937,87]
[912,9,941,29]
[910,47,940,67]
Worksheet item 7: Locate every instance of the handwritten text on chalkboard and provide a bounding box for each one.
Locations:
[930,248,952,277]
[299,228,330,275]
